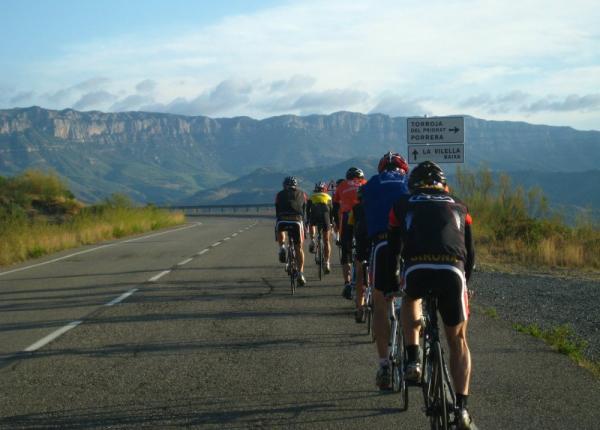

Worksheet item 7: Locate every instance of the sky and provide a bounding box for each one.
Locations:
[1,0,599,130]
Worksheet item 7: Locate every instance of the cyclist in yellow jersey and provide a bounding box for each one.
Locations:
[307,182,334,274]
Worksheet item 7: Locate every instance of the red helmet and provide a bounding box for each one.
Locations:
[378,151,409,174]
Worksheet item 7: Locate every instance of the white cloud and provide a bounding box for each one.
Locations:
[5,0,600,128]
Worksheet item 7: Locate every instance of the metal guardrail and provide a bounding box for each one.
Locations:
[166,203,274,215]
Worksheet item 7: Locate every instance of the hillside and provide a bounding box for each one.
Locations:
[1,106,599,203]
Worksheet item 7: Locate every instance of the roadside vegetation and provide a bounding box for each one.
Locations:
[0,170,185,266]
[514,323,600,377]
[454,167,600,271]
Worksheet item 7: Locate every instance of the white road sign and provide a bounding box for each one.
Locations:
[408,144,464,164]
[407,116,465,144]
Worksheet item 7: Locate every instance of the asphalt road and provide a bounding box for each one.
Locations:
[0,216,598,429]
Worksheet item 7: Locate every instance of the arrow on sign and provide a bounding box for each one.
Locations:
[449,127,460,133]
[412,149,419,161]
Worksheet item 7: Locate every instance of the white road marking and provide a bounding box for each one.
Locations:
[211,242,222,247]
[231,233,238,237]
[223,237,231,241]
[106,288,138,306]
[149,270,171,282]
[24,320,82,352]
[197,249,210,255]
[0,223,202,277]
[178,258,193,266]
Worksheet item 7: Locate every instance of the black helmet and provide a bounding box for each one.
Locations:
[346,167,364,180]
[408,161,447,192]
[283,176,298,188]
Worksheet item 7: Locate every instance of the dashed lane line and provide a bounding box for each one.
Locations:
[149,270,171,282]
[24,320,83,352]
[223,237,231,241]
[211,242,222,247]
[105,288,138,307]
[178,258,193,266]
[197,249,210,256]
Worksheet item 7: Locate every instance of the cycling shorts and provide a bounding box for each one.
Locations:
[403,264,469,327]
[309,210,331,232]
[370,239,390,293]
[340,212,354,264]
[354,237,370,262]
[275,220,304,244]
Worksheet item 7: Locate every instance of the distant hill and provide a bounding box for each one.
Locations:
[179,161,600,220]
[1,106,599,203]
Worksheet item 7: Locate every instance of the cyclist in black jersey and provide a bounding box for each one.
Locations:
[275,176,307,286]
[388,161,477,430]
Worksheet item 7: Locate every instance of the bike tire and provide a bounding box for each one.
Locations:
[393,326,408,411]
[429,342,449,430]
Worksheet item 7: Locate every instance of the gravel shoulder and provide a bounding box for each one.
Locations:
[470,266,600,362]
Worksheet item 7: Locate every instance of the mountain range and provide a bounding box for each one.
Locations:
[1,106,599,211]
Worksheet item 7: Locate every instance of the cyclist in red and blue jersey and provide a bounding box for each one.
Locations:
[361,151,410,390]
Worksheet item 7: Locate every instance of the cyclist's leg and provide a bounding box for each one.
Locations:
[402,267,431,379]
[372,240,392,387]
[437,268,471,397]
[295,223,305,273]
[323,226,331,263]
[355,257,365,308]
[444,321,471,395]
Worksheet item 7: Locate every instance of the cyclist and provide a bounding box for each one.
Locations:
[348,186,369,322]
[307,181,333,274]
[334,168,366,299]
[275,176,308,286]
[360,152,409,390]
[388,161,476,430]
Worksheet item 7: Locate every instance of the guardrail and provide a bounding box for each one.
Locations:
[166,203,275,216]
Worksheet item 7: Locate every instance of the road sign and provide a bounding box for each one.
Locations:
[407,116,464,144]
[408,144,464,164]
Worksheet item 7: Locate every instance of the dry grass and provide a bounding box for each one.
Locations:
[0,208,185,266]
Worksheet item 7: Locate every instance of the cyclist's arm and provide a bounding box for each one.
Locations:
[465,213,475,282]
[388,206,404,290]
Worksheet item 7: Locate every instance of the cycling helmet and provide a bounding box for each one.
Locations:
[378,151,409,174]
[283,176,298,188]
[408,161,447,192]
[346,167,364,180]
[314,181,328,192]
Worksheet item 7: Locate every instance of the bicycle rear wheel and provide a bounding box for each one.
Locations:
[428,342,449,430]
[392,325,408,411]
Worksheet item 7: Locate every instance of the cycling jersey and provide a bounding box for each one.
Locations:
[388,189,475,280]
[349,202,369,261]
[334,178,367,214]
[275,188,307,221]
[361,170,409,238]
[307,191,333,230]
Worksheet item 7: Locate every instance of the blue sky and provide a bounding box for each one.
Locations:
[1,0,599,130]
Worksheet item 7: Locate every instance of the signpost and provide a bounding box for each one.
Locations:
[407,116,465,164]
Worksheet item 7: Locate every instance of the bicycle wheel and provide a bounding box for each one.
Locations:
[392,325,408,411]
[428,342,449,430]
[288,242,297,295]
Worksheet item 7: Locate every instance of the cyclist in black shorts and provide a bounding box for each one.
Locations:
[275,176,307,286]
[388,161,476,430]
[307,181,333,274]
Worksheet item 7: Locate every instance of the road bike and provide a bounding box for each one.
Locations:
[286,236,299,295]
[388,293,409,410]
[363,261,375,341]
[420,293,456,430]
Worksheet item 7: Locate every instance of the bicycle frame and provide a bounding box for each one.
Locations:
[388,296,408,409]
[287,237,299,295]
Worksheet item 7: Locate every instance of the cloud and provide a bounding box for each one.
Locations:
[9,91,35,105]
[136,79,157,93]
[291,89,368,111]
[47,77,110,104]
[110,94,155,112]
[524,94,600,112]
[370,95,430,117]
[73,91,117,110]
[269,75,316,93]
